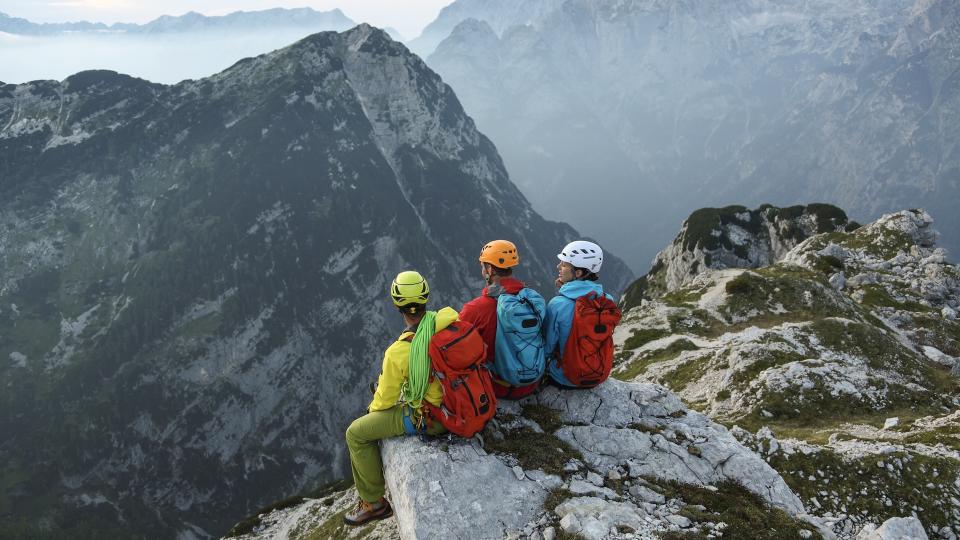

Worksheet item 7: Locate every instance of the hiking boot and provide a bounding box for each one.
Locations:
[343,497,393,526]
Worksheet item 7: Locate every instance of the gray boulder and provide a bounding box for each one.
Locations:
[381,436,546,539]
[533,380,805,514]
[856,516,929,539]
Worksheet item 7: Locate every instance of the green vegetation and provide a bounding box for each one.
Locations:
[623,328,670,351]
[483,424,583,477]
[615,339,700,381]
[621,274,652,311]
[661,287,708,307]
[809,318,915,370]
[682,206,761,257]
[661,357,711,392]
[224,479,353,538]
[819,227,914,260]
[858,284,933,312]
[298,507,351,540]
[811,254,844,276]
[522,404,566,433]
[907,314,960,357]
[647,478,823,540]
[729,349,806,388]
[805,203,850,232]
[767,447,959,536]
[721,267,855,329]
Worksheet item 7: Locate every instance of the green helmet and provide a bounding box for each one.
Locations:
[391,270,430,307]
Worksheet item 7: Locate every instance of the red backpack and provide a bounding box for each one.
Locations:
[423,321,497,437]
[560,292,623,388]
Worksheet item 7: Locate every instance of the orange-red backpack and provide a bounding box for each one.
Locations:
[560,292,623,388]
[423,321,497,437]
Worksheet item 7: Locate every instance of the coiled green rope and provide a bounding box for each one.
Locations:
[402,310,437,409]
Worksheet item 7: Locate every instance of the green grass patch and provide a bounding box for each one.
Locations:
[483,426,583,477]
[623,327,670,351]
[730,349,806,388]
[522,404,565,433]
[662,287,707,308]
[224,478,353,538]
[661,357,710,392]
[615,339,700,381]
[859,284,933,313]
[767,448,960,536]
[811,254,844,276]
[648,478,823,540]
[820,227,914,260]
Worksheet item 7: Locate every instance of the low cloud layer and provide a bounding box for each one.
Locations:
[0,30,330,84]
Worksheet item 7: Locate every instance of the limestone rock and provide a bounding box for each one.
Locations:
[555,497,647,540]
[381,436,546,539]
[856,516,929,539]
[534,380,804,514]
[622,204,851,305]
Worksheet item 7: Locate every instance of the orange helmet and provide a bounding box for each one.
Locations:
[479,240,519,268]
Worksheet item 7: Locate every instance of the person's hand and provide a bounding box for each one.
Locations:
[555,278,563,289]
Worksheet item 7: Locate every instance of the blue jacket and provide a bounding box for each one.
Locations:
[544,280,614,386]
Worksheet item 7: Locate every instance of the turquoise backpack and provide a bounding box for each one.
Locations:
[494,288,547,386]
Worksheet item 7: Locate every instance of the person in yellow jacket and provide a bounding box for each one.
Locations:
[343,270,456,526]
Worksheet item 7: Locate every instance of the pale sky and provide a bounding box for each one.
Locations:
[0,0,452,40]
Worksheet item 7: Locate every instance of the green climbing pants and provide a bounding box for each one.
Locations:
[345,405,446,503]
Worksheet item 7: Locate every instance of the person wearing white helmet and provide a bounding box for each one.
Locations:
[543,240,619,388]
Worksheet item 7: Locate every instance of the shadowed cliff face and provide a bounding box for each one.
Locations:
[622,203,855,307]
[423,0,960,271]
[0,24,631,539]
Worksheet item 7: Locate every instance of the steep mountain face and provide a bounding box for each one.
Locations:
[0,25,632,539]
[422,0,960,271]
[615,208,960,537]
[0,8,356,35]
[407,0,566,57]
[623,204,856,305]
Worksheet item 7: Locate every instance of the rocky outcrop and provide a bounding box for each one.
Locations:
[622,204,854,308]
[231,379,821,539]
[615,208,960,538]
[784,209,960,361]
[856,517,929,540]
[381,435,546,539]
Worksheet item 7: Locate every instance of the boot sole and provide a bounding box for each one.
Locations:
[343,504,393,526]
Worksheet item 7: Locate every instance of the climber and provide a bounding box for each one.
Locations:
[544,240,622,389]
[343,270,455,526]
[459,240,547,399]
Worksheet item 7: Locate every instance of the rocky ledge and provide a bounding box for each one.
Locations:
[226,379,828,540]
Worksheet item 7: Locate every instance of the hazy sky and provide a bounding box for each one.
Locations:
[0,0,452,40]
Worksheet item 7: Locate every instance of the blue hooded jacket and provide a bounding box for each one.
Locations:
[544,280,614,386]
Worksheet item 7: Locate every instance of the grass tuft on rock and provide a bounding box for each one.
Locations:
[483,426,583,477]
[649,479,823,540]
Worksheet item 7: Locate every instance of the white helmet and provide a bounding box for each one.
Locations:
[558,240,603,273]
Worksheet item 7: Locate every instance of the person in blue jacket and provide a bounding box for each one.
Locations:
[544,240,615,387]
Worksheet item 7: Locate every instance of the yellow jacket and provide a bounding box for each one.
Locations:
[368,307,458,412]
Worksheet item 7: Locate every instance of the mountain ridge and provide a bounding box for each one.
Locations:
[423,0,960,271]
[0,24,632,539]
[0,7,355,36]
